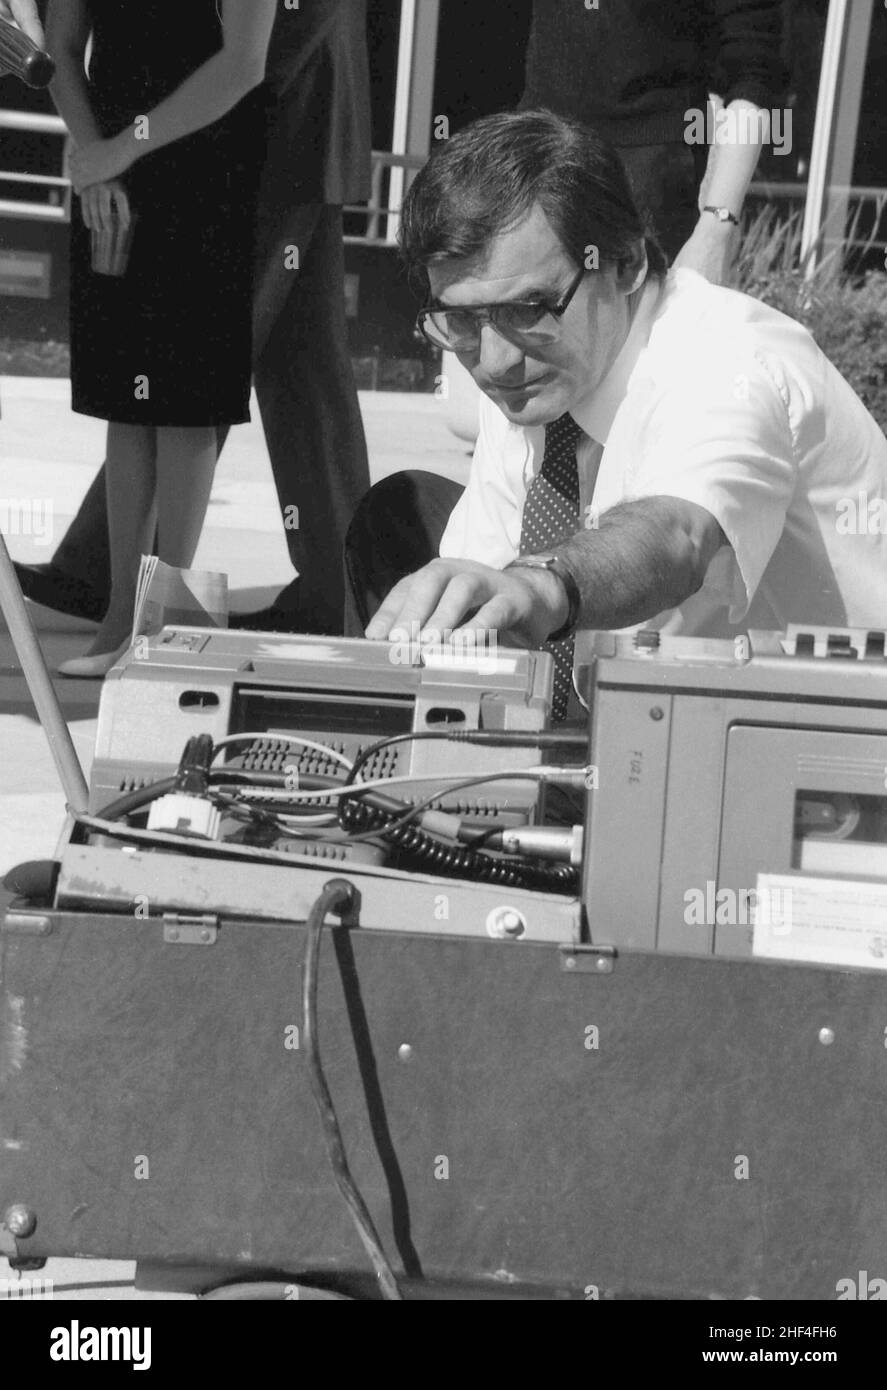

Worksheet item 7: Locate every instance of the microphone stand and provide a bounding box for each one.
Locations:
[0,17,88,814]
[0,14,55,87]
[0,533,90,814]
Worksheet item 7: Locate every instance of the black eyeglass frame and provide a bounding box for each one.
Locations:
[417,265,587,351]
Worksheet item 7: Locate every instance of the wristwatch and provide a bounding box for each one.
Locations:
[702,205,739,226]
[505,553,581,642]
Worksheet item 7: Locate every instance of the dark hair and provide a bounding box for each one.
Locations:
[399,108,668,295]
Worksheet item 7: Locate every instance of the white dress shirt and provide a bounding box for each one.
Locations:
[439,267,887,639]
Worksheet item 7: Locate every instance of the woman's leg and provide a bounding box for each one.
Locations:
[154,425,217,568]
[84,421,157,655]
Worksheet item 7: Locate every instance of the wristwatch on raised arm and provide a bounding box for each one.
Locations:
[702,205,739,226]
[504,552,582,642]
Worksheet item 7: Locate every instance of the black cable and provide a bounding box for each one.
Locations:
[344,727,588,789]
[345,731,455,787]
[96,770,346,823]
[302,880,403,1302]
[338,794,577,893]
[342,770,549,839]
[97,778,177,821]
[99,729,584,827]
[337,772,580,889]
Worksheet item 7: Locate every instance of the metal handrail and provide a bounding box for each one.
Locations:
[749,179,887,202]
[0,107,70,222]
[3,117,881,251]
[0,110,66,134]
[345,150,425,246]
[0,114,424,240]
[746,178,887,255]
[1,171,68,186]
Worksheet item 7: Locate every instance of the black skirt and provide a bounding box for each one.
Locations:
[69,0,265,427]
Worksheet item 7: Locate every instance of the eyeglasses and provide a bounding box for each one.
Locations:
[417,266,586,352]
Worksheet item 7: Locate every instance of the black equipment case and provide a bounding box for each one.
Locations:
[2,902,886,1299]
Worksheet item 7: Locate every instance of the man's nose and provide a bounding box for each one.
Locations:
[475,322,525,379]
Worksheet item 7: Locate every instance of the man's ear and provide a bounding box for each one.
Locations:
[615,240,648,295]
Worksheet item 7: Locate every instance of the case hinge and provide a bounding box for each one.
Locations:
[162,913,218,945]
[559,944,616,974]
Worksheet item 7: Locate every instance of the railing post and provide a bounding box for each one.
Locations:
[388,0,440,244]
[802,0,874,276]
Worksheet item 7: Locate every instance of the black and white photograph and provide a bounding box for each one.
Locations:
[0,0,886,1347]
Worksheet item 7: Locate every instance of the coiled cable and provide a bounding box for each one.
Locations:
[338,796,576,893]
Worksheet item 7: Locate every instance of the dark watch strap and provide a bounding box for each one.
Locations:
[505,555,582,642]
[702,205,739,226]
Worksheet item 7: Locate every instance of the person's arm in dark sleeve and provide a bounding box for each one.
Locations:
[714,0,786,111]
[672,0,787,285]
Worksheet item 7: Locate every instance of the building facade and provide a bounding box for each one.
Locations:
[0,1,884,379]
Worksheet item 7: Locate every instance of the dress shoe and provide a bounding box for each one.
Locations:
[57,638,130,679]
[14,562,106,624]
[232,604,341,636]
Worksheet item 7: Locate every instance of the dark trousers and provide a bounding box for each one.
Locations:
[618,140,709,263]
[53,203,369,630]
[343,470,463,636]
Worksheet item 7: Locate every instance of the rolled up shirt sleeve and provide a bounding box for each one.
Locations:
[622,347,797,622]
[439,390,530,568]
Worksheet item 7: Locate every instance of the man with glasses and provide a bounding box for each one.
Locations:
[347,110,887,720]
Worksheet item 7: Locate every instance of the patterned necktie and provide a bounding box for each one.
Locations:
[519,412,586,721]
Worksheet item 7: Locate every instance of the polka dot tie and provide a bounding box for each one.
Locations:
[519,413,585,721]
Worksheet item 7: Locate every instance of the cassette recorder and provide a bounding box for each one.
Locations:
[53,629,589,945]
[89,627,556,823]
[45,623,887,961]
[582,623,887,962]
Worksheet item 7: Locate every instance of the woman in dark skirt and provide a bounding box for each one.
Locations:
[47,0,276,675]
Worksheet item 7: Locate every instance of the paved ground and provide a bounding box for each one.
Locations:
[0,373,472,1301]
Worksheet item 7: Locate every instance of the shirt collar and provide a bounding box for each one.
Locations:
[569,272,667,445]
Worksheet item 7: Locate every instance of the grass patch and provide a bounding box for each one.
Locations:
[0,336,70,376]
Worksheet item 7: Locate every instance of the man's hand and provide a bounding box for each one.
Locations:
[69,135,134,194]
[365,557,568,648]
[672,215,738,287]
[0,1,44,47]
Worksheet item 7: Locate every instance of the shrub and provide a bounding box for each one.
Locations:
[732,207,887,429]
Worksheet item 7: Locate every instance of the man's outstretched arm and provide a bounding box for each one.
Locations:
[365,496,726,644]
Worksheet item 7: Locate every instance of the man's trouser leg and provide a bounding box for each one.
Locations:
[51,465,111,598]
[254,204,370,632]
[343,470,464,636]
